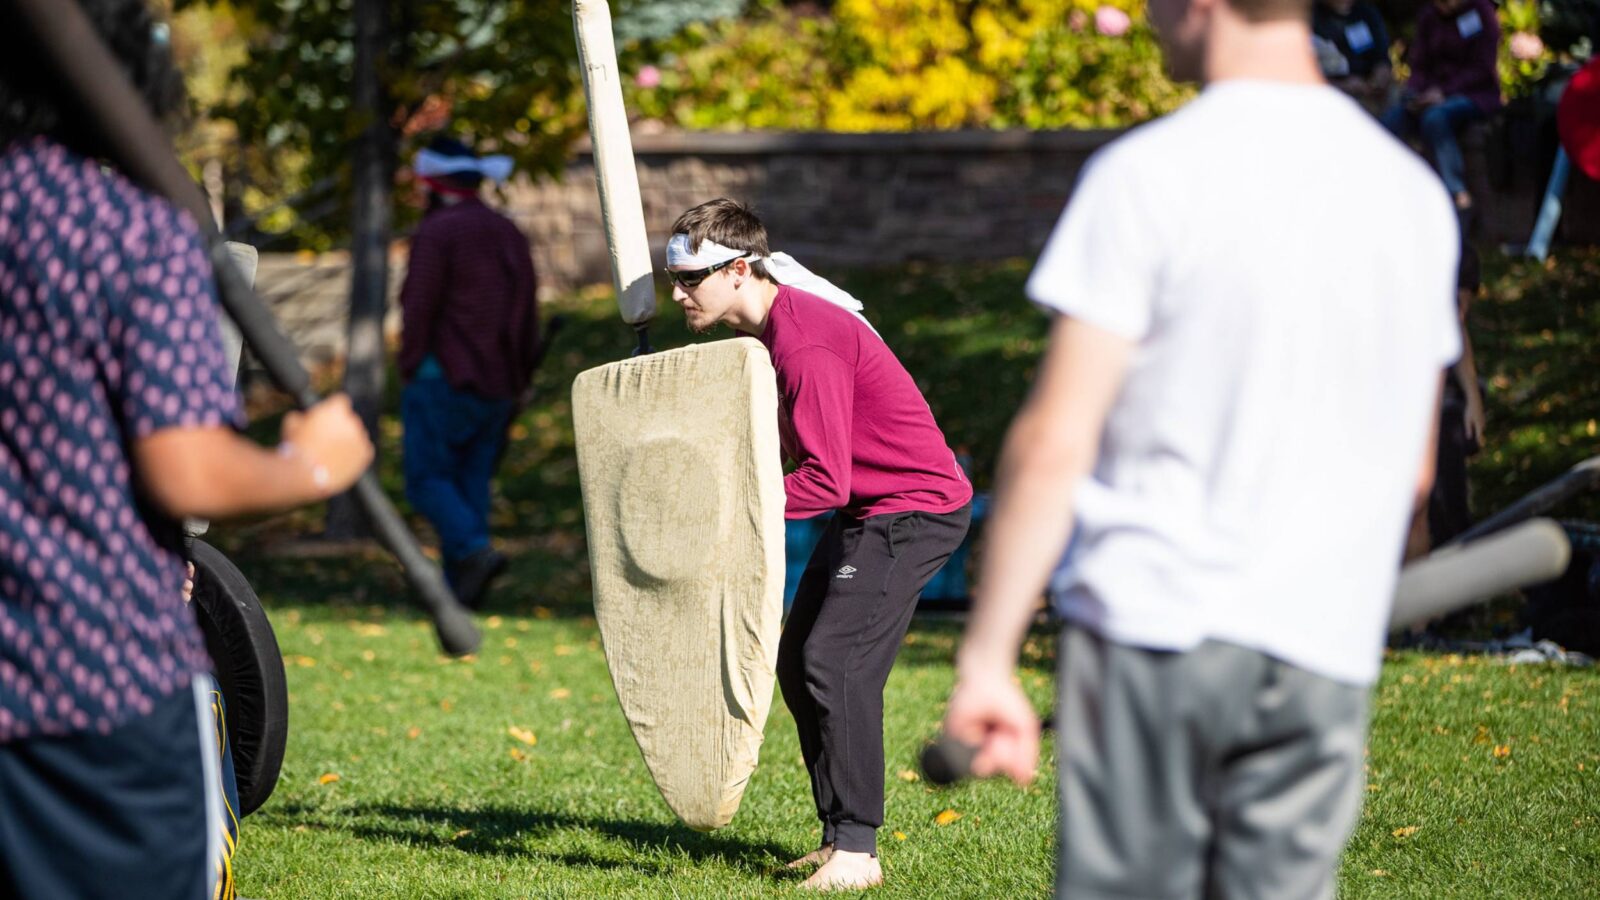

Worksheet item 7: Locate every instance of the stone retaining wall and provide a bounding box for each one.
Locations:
[251,126,1597,366]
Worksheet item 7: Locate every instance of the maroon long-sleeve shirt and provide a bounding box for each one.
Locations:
[756,286,972,520]
[399,197,539,400]
[1408,0,1502,114]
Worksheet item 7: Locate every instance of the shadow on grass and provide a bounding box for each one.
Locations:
[260,801,796,877]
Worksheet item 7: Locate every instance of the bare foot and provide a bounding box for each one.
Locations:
[799,850,881,891]
[786,844,833,870]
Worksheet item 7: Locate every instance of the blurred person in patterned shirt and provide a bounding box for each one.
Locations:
[0,2,372,897]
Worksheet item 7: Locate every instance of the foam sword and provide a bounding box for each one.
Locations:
[573,0,658,355]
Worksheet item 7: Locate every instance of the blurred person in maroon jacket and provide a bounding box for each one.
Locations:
[1382,0,1502,213]
[399,136,539,609]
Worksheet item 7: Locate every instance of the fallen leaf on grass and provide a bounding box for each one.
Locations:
[406,727,421,740]
[452,829,472,841]
[1493,744,1512,759]
[487,616,504,630]
[318,773,340,785]
[897,770,920,783]
[555,645,574,656]
[549,688,571,700]
[934,809,962,826]
[893,831,907,841]
[1370,870,1390,877]
[1392,825,1420,838]
[508,726,538,746]
[509,748,528,762]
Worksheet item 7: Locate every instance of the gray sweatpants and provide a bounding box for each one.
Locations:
[1055,626,1370,900]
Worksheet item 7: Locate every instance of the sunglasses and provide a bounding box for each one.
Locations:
[666,254,749,289]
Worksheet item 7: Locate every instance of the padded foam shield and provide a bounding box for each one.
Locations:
[572,338,786,830]
[190,539,288,817]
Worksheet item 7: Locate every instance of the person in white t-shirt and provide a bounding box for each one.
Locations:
[940,0,1461,891]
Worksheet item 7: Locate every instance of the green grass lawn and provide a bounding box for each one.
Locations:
[217,251,1600,897]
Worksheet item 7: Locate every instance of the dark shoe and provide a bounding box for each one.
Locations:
[451,548,508,610]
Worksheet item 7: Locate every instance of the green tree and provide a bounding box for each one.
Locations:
[178,0,587,536]
[177,0,588,246]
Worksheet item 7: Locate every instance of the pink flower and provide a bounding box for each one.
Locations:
[1095,6,1132,37]
[1509,32,1544,62]
[635,65,662,89]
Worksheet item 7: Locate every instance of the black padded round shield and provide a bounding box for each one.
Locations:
[190,539,288,817]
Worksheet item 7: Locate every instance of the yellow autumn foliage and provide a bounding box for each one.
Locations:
[627,0,1188,132]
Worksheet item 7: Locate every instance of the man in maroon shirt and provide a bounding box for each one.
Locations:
[665,199,972,890]
[1381,0,1502,213]
[399,137,539,609]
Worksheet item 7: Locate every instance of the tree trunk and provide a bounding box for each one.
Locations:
[325,0,395,539]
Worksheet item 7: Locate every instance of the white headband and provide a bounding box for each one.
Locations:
[666,234,874,329]
[415,148,515,184]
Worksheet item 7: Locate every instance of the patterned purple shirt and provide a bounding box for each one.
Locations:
[0,137,241,742]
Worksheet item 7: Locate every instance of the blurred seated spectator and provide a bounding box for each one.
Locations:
[1313,0,1393,111]
[1381,0,1502,214]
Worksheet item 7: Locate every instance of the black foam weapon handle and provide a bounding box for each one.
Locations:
[920,735,979,786]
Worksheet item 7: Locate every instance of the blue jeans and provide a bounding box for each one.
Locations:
[1382,95,1484,197]
[402,378,514,567]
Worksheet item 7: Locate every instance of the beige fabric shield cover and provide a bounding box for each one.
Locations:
[572,338,785,830]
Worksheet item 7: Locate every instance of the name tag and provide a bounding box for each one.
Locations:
[1456,9,1483,38]
[1345,21,1374,52]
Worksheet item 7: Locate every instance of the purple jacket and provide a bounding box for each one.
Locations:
[1408,0,1503,114]
[399,198,540,400]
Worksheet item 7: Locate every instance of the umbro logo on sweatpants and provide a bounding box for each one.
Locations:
[836,565,857,579]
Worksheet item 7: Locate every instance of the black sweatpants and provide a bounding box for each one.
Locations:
[777,504,971,855]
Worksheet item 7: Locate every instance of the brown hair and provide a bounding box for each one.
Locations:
[670,198,774,281]
[1228,0,1311,22]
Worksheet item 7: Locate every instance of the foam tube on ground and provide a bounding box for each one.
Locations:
[1388,517,1570,631]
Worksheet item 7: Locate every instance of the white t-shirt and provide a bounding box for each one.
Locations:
[1029,81,1461,686]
